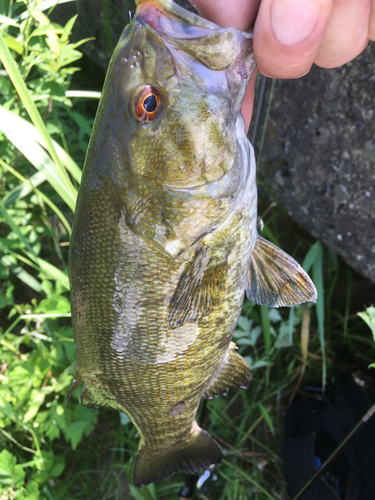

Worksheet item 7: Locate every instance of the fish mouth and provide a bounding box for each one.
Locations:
[136,0,223,35]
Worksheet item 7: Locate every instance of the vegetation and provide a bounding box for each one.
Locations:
[0,1,374,499]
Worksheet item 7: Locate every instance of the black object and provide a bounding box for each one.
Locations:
[292,403,375,500]
[178,474,199,498]
[283,370,375,500]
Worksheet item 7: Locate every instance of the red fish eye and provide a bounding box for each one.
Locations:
[133,86,162,122]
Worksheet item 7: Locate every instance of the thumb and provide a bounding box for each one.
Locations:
[254,0,333,78]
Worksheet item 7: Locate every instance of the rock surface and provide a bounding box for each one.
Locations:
[256,44,375,283]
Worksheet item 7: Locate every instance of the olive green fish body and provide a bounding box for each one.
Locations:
[68,0,316,487]
[69,135,257,484]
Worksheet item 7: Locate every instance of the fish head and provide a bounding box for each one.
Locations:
[80,0,256,257]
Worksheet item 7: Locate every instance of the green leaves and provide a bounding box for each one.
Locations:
[0,450,26,488]
[358,306,375,340]
[0,15,20,29]
[0,4,99,496]
[358,306,375,368]
[0,201,70,291]
[0,104,77,211]
[0,298,97,494]
[65,406,98,450]
[0,34,74,195]
[0,0,97,302]
[0,4,88,299]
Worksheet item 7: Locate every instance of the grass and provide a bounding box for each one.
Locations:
[0,1,374,499]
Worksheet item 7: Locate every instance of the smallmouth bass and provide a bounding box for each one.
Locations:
[68,0,317,487]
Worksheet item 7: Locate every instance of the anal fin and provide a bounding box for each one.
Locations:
[79,382,109,410]
[246,236,317,307]
[203,344,251,400]
[66,373,111,410]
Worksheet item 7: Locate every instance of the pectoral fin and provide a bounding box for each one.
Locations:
[203,344,251,399]
[168,249,227,329]
[246,236,317,307]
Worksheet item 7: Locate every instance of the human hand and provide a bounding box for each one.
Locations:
[189,0,374,132]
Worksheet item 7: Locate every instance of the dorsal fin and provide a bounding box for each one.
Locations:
[246,236,317,307]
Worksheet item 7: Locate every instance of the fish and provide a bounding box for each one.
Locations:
[67,0,317,487]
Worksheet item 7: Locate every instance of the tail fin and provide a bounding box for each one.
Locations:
[133,423,222,487]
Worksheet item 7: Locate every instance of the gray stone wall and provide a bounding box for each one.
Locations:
[257,43,375,282]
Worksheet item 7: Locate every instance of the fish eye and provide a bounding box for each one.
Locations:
[133,85,162,122]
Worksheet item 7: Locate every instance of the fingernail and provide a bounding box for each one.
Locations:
[271,0,321,45]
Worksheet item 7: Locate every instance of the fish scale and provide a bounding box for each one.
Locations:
[68,0,316,487]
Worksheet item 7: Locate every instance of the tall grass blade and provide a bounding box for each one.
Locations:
[1,200,70,289]
[288,306,295,345]
[16,0,76,21]
[0,202,34,254]
[0,32,76,197]
[302,242,326,386]
[7,251,41,272]
[0,14,20,28]
[257,402,275,436]
[66,90,101,99]
[2,170,46,206]
[261,305,271,387]
[260,306,271,354]
[5,262,42,292]
[312,242,325,388]
[0,109,76,211]
[222,459,275,500]
[302,241,320,273]
[0,105,82,183]
[343,267,352,342]
[34,255,70,290]
[300,308,310,367]
[101,0,113,53]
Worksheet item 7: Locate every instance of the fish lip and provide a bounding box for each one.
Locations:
[136,0,222,32]
[135,0,253,38]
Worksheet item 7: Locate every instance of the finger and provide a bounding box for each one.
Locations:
[188,0,260,31]
[369,0,375,40]
[253,0,333,78]
[315,0,371,68]
[242,70,258,133]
